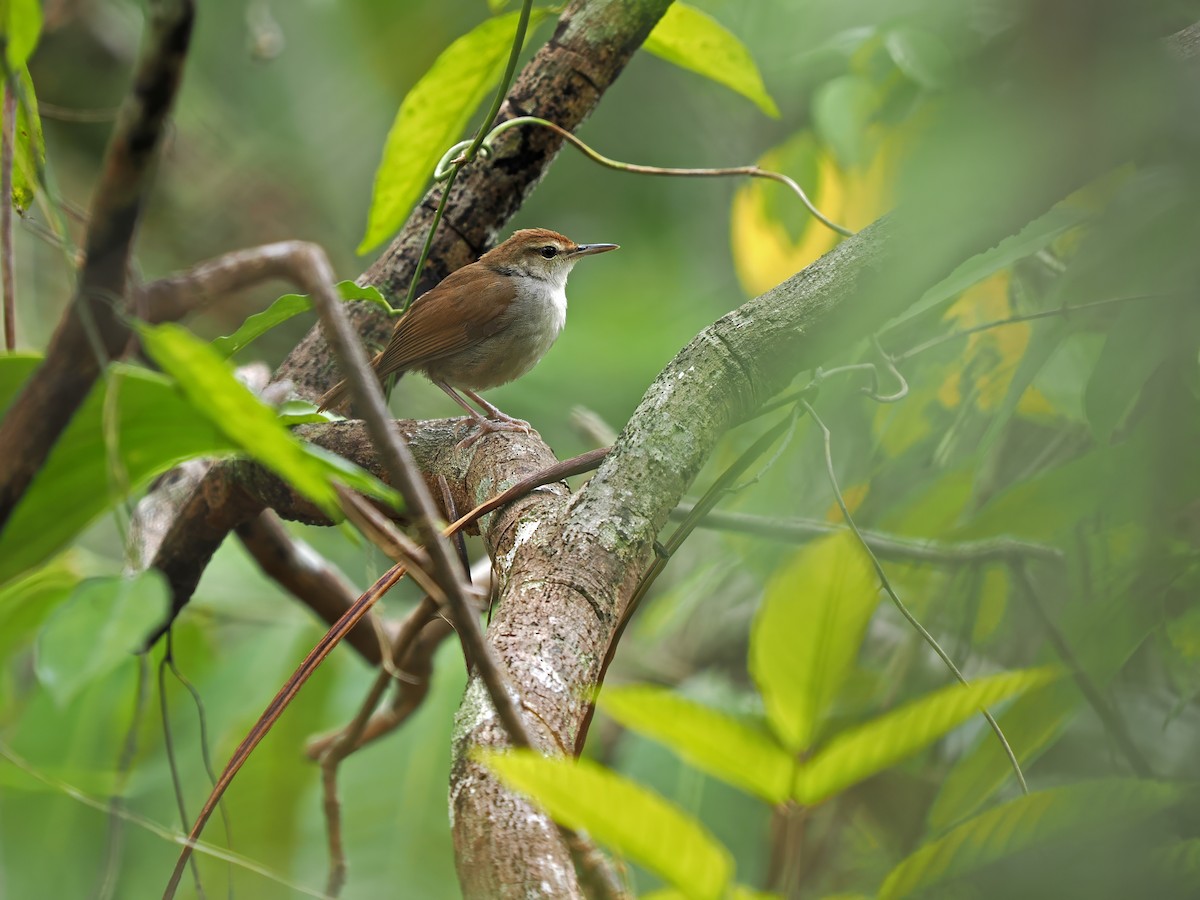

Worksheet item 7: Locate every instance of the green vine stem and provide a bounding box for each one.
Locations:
[483,115,853,238]
[800,399,1029,795]
[402,0,534,311]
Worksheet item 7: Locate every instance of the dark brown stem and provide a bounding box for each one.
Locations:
[162,562,408,899]
[0,0,195,533]
[1,80,16,351]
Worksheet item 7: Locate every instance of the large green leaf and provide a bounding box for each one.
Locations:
[34,571,168,706]
[879,779,1179,899]
[0,357,235,584]
[358,9,548,253]
[927,680,1078,830]
[812,75,877,168]
[598,684,794,804]
[139,323,398,517]
[644,3,779,118]
[884,25,956,91]
[888,203,1090,330]
[481,750,733,900]
[0,555,81,665]
[749,534,879,752]
[212,281,393,357]
[797,667,1058,804]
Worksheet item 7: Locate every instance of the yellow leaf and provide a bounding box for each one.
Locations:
[731,131,893,296]
[935,271,1055,416]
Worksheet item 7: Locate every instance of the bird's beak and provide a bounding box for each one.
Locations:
[570,243,620,258]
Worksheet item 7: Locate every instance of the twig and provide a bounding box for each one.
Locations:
[445,447,610,534]
[801,399,1027,794]
[481,116,852,238]
[2,79,16,350]
[305,595,440,760]
[162,563,408,898]
[892,293,1173,363]
[672,504,1063,564]
[0,0,195,533]
[96,654,151,900]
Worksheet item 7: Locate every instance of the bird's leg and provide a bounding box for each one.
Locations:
[462,389,532,430]
[434,382,534,446]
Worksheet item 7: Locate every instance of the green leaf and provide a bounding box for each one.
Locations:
[643,888,781,900]
[1,0,42,70]
[358,10,548,254]
[797,667,1058,804]
[0,358,236,584]
[928,680,1078,830]
[139,323,398,517]
[890,204,1090,330]
[5,66,45,212]
[644,4,779,118]
[481,750,733,900]
[1083,304,1168,443]
[974,319,1069,455]
[0,555,81,664]
[812,75,877,168]
[749,534,879,752]
[598,684,794,803]
[212,281,393,357]
[879,779,1179,899]
[34,572,169,706]
[884,26,955,90]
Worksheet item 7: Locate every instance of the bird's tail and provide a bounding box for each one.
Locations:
[316,378,353,414]
[316,362,401,414]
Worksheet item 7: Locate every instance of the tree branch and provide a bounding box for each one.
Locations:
[0,0,194,532]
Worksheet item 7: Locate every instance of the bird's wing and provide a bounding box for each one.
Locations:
[372,271,516,379]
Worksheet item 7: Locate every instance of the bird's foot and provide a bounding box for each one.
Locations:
[455,413,536,449]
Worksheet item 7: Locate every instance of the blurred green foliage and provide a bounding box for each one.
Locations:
[1,0,1200,898]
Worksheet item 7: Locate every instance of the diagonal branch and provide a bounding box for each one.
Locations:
[0,0,194,533]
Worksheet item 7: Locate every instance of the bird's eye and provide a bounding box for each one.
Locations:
[539,246,558,259]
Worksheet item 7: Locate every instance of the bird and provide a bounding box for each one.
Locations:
[318,228,618,442]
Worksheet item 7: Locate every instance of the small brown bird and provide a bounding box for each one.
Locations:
[319,228,618,440]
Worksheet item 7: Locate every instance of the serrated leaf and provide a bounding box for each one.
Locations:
[0,357,236,584]
[749,534,880,752]
[359,10,548,254]
[890,203,1091,330]
[644,3,779,118]
[880,779,1179,899]
[812,75,877,168]
[139,323,398,517]
[34,572,168,705]
[481,750,733,900]
[797,667,1058,804]
[599,684,794,803]
[884,26,955,90]
[212,281,393,357]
